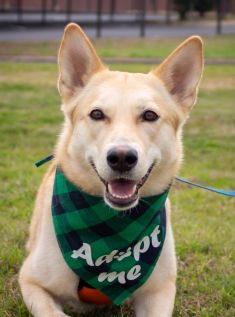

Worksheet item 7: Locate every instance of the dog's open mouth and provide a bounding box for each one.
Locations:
[90,162,154,209]
[106,179,138,207]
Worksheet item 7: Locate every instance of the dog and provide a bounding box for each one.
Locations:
[19,23,203,317]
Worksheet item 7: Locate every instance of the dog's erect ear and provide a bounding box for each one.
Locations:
[58,23,105,101]
[152,36,204,112]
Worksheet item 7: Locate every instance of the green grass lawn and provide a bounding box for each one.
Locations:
[0,57,235,316]
[0,35,235,59]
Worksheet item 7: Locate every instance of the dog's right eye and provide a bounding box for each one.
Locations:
[89,109,105,121]
[141,110,159,122]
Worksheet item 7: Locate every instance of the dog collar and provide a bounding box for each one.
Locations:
[52,168,169,305]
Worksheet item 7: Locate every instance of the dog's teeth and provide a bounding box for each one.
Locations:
[108,184,113,194]
[108,183,137,200]
[132,185,137,194]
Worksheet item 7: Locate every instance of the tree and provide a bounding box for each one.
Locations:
[174,0,192,20]
[194,0,213,17]
[174,0,214,21]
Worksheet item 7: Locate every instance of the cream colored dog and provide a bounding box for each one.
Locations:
[19,24,203,317]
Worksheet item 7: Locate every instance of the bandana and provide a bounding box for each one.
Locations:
[52,168,169,305]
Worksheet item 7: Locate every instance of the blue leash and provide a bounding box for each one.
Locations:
[35,155,235,197]
[175,177,235,197]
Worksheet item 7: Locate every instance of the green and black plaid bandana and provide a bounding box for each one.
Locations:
[52,168,169,305]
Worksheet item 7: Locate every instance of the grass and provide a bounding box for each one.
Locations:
[0,35,235,59]
[0,39,235,317]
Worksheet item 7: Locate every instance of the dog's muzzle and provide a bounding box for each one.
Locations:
[90,152,155,210]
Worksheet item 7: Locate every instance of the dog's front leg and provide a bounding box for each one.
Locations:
[19,223,78,317]
[19,277,70,317]
[133,281,176,317]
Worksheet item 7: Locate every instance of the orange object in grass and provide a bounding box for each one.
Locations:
[78,286,112,305]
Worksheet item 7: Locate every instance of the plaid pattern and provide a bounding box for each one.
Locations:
[52,168,169,305]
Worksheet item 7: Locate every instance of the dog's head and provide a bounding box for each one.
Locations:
[56,23,203,210]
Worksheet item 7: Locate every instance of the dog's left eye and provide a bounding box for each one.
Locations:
[141,110,159,122]
[89,109,105,121]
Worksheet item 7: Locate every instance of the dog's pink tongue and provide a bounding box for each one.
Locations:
[109,179,137,197]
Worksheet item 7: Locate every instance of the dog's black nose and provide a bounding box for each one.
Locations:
[107,146,138,172]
